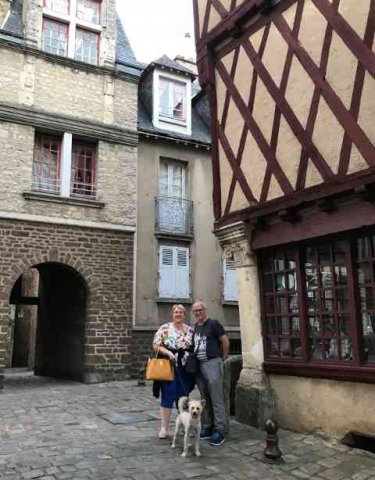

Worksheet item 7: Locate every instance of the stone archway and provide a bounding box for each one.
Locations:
[8,262,87,382]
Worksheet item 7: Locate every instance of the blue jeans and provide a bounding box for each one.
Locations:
[160,367,195,408]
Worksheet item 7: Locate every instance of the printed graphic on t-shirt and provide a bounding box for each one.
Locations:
[194,318,226,361]
[195,331,207,362]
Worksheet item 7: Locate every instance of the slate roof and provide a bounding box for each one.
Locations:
[138,99,211,146]
[143,54,196,79]
[0,3,142,76]
[115,16,144,77]
[2,0,23,37]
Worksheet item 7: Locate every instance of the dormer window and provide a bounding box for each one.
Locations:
[153,69,192,136]
[159,78,186,122]
[42,0,101,65]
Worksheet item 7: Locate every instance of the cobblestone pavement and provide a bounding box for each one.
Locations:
[0,373,374,480]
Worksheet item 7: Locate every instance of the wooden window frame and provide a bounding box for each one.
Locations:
[32,134,62,194]
[70,141,97,198]
[261,229,375,383]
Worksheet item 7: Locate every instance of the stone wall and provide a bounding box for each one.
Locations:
[0,0,10,24]
[0,121,137,226]
[0,48,138,129]
[22,0,117,66]
[0,218,134,386]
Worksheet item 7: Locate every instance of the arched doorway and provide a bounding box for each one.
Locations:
[9,262,87,381]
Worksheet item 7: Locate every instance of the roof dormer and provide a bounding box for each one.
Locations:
[140,55,196,137]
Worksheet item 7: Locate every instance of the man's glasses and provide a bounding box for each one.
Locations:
[193,309,204,314]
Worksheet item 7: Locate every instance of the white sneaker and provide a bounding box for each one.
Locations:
[158,428,167,439]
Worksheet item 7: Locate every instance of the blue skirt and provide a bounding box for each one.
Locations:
[160,367,195,408]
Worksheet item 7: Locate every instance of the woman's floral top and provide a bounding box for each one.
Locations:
[153,322,193,350]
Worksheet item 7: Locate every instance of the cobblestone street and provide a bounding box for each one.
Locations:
[0,373,374,480]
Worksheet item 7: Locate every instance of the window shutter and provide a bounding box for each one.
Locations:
[175,247,190,298]
[224,258,238,301]
[159,246,175,297]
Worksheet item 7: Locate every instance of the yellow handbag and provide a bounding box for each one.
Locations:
[146,350,174,381]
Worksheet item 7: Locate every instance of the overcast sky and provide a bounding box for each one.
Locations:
[116,0,195,64]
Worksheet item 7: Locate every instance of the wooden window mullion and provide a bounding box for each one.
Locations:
[295,245,309,363]
[346,239,362,366]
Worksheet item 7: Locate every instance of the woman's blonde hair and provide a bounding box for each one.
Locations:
[171,304,186,316]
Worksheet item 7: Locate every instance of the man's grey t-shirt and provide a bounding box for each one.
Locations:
[194,318,226,362]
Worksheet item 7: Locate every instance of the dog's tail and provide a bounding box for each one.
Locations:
[178,396,189,414]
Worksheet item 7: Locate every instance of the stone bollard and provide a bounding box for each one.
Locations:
[137,366,146,386]
[263,419,284,464]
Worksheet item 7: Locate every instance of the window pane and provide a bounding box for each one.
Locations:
[42,19,68,56]
[305,239,353,363]
[356,235,375,363]
[77,0,101,23]
[32,135,61,193]
[267,317,277,335]
[71,142,96,198]
[262,247,301,360]
[357,262,373,284]
[291,338,302,357]
[75,29,99,65]
[158,78,186,121]
[44,0,69,14]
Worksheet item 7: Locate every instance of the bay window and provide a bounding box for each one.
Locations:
[260,230,375,381]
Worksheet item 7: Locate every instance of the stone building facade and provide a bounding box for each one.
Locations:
[0,0,140,386]
[132,56,240,377]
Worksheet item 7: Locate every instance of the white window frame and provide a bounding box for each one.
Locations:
[33,131,97,200]
[158,245,190,299]
[42,0,101,64]
[159,159,187,199]
[153,69,192,136]
[223,258,238,302]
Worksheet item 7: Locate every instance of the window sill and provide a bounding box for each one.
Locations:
[23,191,105,208]
[264,361,375,384]
[222,300,239,306]
[156,298,193,304]
[155,231,194,241]
[158,114,187,127]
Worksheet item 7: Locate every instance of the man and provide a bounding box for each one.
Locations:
[192,300,230,446]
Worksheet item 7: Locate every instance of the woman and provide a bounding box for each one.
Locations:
[152,304,195,439]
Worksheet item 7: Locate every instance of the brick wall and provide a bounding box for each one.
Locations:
[0,218,134,386]
[130,330,155,379]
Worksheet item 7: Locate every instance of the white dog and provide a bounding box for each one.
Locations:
[172,396,206,457]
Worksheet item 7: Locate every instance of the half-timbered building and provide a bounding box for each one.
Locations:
[193,0,375,434]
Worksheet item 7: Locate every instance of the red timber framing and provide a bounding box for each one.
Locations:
[193,0,375,230]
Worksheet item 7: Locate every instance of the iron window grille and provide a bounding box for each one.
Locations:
[260,230,375,381]
[155,196,194,236]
